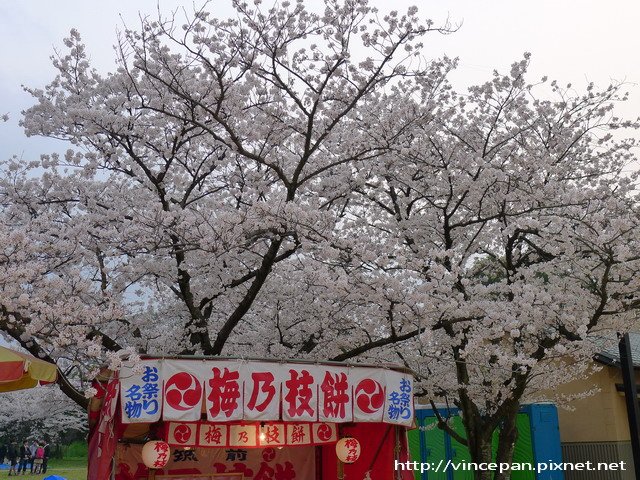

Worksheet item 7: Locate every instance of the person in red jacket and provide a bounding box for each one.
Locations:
[32,443,45,474]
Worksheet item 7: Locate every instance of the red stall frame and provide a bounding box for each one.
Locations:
[88,356,416,480]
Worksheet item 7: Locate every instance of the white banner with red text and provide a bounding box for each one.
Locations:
[119,360,413,426]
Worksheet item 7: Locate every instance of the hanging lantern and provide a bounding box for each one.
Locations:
[335,437,361,463]
[141,440,171,469]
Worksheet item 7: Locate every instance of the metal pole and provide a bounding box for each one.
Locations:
[618,333,640,477]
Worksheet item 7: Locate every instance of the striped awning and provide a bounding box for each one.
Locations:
[0,345,58,392]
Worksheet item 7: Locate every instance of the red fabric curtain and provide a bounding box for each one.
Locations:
[320,423,410,479]
[88,377,121,480]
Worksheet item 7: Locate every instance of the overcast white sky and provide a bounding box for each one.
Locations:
[0,0,639,162]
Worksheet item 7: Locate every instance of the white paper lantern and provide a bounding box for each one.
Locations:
[141,440,171,469]
[335,437,361,463]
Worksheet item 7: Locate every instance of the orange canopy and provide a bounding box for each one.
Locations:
[0,345,58,392]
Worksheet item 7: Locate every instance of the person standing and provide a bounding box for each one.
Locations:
[32,443,44,474]
[28,440,37,473]
[7,442,18,476]
[17,441,29,475]
[42,440,50,474]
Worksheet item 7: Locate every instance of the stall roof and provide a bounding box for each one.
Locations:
[136,354,416,376]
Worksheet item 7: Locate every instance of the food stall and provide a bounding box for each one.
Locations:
[88,357,415,479]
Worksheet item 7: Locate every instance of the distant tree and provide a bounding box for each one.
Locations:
[0,387,86,444]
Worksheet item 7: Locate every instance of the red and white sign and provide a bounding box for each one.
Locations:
[165,421,339,447]
[260,423,285,447]
[163,360,205,421]
[282,366,319,422]
[243,363,283,421]
[198,423,228,447]
[312,422,338,444]
[117,442,316,480]
[351,368,386,422]
[204,362,244,422]
[120,359,413,426]
[229,424,259,447]
[286,423,312,446]
[318,367,353,422]
[167,422,198,446]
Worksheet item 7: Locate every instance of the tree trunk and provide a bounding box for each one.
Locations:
[463,408,519,480]
[468,433,494,480]
[494,411,519,480]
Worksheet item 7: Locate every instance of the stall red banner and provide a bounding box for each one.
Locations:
[165,421,338,448]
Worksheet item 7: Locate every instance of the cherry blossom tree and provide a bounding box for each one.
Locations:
[1,0,450,407]
[1,1,639,478]
[334,55,640,478]
[0,387,86,443]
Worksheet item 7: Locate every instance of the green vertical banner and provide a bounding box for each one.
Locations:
[511,413,535,480]
[407,423,422,480]
[424,417,448,480]
[448,416,474,480]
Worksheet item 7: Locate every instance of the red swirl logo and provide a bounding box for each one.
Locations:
[165,372,202,411]
[262,448,276,461]
[316,423,334,441]
[355,379,385,414]
[173,424,192,444]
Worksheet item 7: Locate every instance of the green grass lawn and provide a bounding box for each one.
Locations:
[8,457,88,480]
